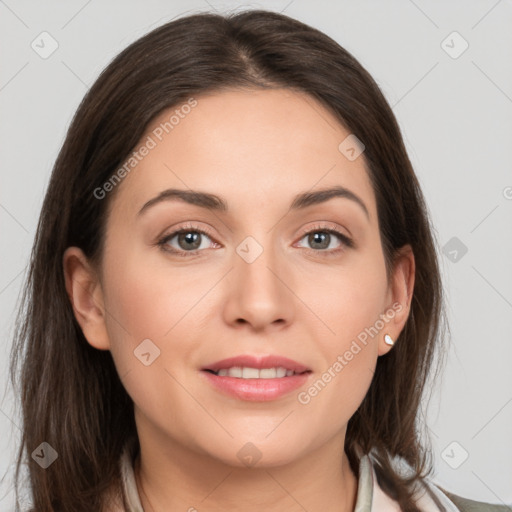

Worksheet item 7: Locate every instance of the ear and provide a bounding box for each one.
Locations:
[378,244,415,356]
[62,247,110,350]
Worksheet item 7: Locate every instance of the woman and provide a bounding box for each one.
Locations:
[9,9,507,512]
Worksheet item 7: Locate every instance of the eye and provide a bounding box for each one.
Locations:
[157,223,219,257]
[295,224,354,255]
[156,222,354,258]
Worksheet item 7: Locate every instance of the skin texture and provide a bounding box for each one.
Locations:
[63,88,415,512]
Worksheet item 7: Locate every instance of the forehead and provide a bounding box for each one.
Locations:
[111,88,376,221]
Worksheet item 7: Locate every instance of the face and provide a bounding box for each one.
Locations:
[65,88,414,468]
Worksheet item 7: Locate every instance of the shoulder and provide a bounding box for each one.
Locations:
[365,451,510,512]
[435,486,512,512]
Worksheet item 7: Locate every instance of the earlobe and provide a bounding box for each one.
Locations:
[62,247,110,350]
[378,245,415,356]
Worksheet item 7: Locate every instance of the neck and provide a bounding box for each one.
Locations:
[133,434,359,512]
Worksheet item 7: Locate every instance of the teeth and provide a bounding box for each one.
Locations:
[242,367,259,379]
[214,366,298,379]
[228,367,242,378]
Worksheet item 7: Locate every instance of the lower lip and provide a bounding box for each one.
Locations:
[201,371,311,401]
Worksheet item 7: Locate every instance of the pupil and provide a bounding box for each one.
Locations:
[309,232,329,249]
[179,232,201,250]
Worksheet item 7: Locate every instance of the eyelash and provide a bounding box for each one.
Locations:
[156,222,354,258]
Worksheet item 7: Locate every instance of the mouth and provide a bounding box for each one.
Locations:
[201,354,311,375]
[203,367,311,379]
[200,355,312,401]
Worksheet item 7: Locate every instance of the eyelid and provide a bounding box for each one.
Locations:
[296,221,352,241]
[159,221,217,239]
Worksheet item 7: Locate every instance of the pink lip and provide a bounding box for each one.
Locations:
[201,354,311,373]
[200,371,311,401]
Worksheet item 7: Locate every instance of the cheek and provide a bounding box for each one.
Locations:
[302,250,389,342]
[101,241,212,342]
[296,251,386,413]
[99,245,208,419]
[299,301,379,432]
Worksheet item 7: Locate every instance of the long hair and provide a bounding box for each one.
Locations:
[9,9,448,511]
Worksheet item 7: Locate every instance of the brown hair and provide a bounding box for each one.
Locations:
[9,9,448,511]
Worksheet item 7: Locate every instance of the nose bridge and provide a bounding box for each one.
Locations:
[236,232,284,295]
[223,231,294,329]
[239,235,280,286]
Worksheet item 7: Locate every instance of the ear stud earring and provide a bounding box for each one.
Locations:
[384,334,394,346]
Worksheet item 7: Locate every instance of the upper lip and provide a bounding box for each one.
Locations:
[202,355,311,373]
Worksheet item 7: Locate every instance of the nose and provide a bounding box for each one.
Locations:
[222,241,295,332]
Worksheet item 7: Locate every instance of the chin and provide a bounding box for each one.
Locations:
[201,436,307,469]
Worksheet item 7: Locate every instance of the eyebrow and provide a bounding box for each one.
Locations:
[137,185,370,220]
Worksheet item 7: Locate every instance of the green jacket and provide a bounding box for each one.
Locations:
[438,488,511,512]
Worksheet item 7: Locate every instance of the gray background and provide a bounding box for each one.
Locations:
[1,0,511,509]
